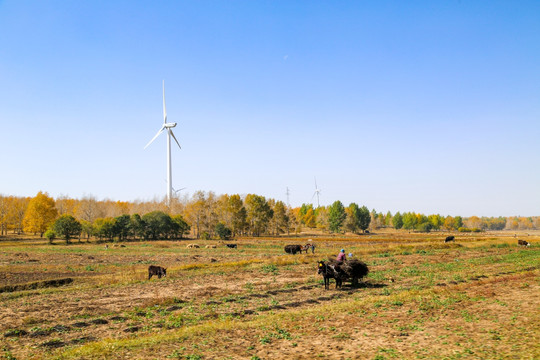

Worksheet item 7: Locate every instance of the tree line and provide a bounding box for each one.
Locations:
[0,191,536,241]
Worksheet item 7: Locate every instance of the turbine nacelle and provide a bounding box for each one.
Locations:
[164,122,177,128]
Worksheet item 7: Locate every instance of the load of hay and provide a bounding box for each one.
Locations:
[328,258,369,286]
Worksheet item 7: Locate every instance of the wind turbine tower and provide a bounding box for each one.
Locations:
[144,80,182,206]
[312,177,321,208]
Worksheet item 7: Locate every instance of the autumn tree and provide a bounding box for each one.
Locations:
[303,207,317,228]
[80,220,94,241]
[392,212,403,229]
[402,212,417,230]
[443,216,455,231]
[184,191,208,239]
[271,201,289,235]
[55,195,77,216]
[245,194,273,236]
[466,216,483,230]
[23,191,58,237]
[358,206,371,232]
[299,204,317,226]
[328,201,346,233]
[453,216,463,229]
[315,206,328,231]
[344,203,361,234]
[428,214,443,230]
[227,194,248,236]
[76,195,104,225]
[0,195,9,235]
[9,196,30,234]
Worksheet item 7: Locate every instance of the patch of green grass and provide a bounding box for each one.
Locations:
[260,264,279,275]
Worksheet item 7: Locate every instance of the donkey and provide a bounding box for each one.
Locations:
[317,261,342,289]
[148,265,167,280]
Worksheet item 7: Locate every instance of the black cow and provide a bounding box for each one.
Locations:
[445,236,455,243]
[225,244,237,249]
[148,265,167,280]
[518,239,530,247]
[284,245,302,255]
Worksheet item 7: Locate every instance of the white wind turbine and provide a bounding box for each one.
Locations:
[144,80,182,206]
[312,177,321,208]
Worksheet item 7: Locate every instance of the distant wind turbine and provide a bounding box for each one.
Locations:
[312,177,321,208]
[163,180,186,197]
[172,186,187,196]
[144,80,182,206]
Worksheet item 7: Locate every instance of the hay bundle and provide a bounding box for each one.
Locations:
[327,258,369,286]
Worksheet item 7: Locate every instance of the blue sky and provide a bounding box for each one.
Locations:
[0,1,539,217]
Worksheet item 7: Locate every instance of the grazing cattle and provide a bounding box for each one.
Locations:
[445,236,455,243]
[518,239,530,247]
[187,244,200,248]
[148,265,167,280]
[205,245,217,249]
[365,230,370,234]
[225,244,237,249]
[284,245,302,255]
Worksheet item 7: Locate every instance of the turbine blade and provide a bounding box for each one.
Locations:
[169,129,181,149]
[162,80,167,123]
[314,177,318,189]
[144,126,165,149]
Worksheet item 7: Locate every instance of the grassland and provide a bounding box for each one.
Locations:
[0,231,539,359]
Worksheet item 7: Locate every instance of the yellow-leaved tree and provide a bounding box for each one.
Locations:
[23,191,58,237]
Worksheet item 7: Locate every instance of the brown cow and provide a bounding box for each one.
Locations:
[518,239,530,247]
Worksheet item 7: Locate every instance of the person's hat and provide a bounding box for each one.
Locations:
[340,249,345,252]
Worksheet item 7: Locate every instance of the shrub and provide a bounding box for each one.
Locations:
[44,229,56,244]
[416,222,433,233]
[215,223,232,240]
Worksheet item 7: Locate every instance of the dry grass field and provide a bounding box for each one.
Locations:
[1,231,539,360]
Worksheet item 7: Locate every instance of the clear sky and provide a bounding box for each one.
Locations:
[0,1,539,217]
